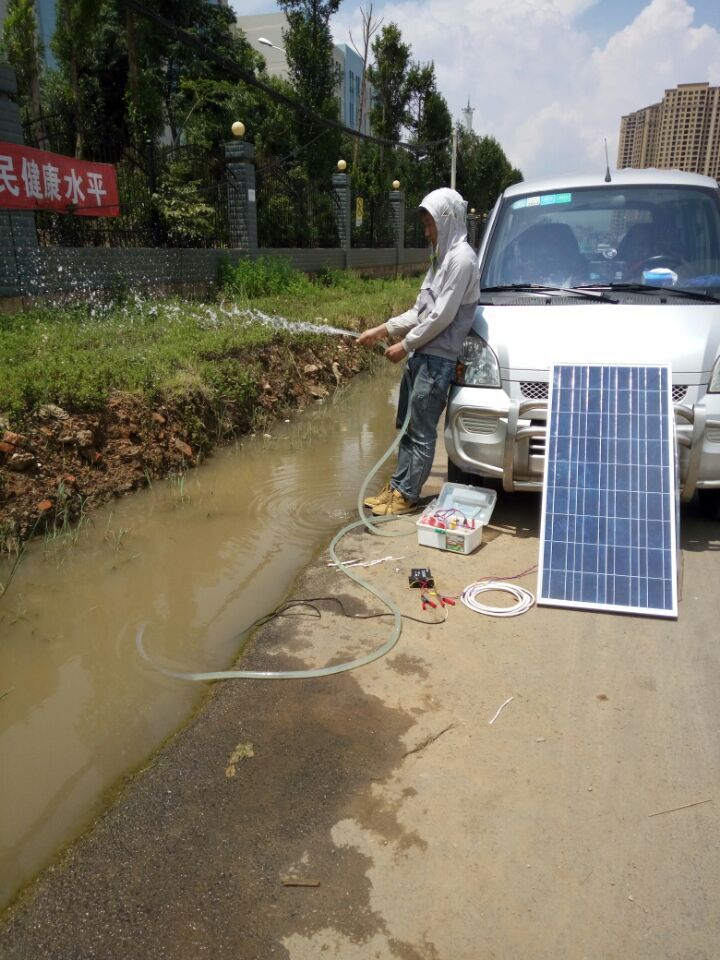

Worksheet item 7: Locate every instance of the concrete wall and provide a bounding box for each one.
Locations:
[2,246,428,308]
[0,64,39,302]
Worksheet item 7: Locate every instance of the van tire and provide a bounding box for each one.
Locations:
[447,459,479,486]
[698,489,720,520]
[446,460,502,492]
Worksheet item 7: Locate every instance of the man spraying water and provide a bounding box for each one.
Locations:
[357,188,480,515]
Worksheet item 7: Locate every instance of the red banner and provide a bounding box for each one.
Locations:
[0,141,120,216]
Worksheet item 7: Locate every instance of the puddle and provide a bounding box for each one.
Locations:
[0,365,401,909]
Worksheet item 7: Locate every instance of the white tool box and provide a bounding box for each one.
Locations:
[416,483,497,554]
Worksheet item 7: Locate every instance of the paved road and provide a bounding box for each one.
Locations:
[2,452,719,959]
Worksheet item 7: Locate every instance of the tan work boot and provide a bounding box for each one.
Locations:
[363,481,393,508]
[372,489,416,516]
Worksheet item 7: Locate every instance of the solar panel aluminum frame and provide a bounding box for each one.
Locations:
[537,363,679,618]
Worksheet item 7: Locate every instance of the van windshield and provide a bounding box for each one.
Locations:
[481,184,720,295]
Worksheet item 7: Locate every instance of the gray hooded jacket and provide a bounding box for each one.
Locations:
[385,188,480,361]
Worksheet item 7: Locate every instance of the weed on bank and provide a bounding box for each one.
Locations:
[0,264,420,421]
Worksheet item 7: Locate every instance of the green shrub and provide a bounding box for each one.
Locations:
[220,255,307,299]
[153,162,217,247]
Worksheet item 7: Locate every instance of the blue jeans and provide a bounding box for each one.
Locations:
[392,354,456,502]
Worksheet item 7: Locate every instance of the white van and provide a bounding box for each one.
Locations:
[444,169,720,517]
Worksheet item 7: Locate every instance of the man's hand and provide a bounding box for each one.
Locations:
[384,342,407,364]
[357,324,388,347]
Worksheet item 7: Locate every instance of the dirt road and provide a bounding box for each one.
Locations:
[1,452,719,959]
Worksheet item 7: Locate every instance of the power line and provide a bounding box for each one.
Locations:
[123,0,450,152]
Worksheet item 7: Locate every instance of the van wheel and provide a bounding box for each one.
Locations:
[697,489,720,520]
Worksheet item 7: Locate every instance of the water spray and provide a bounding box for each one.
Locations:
[239,307,360,339]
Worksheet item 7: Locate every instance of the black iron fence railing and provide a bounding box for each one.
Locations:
[22,117,231,249]
[350,191,395,248]
[404,216,426,250]
[20,117,428,252]
[255,166,340,249]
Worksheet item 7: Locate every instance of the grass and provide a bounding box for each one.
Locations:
[0,265,420,421]
[0,262,421,554]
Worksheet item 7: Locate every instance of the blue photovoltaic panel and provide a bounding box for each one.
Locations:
[538,364,678,617]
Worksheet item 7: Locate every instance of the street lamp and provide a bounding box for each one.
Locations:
[257,36,286,53]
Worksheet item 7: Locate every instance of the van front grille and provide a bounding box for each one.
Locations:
[520,381,548,400]
[520,381,688,403]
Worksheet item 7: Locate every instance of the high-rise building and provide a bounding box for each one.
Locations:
[235,12,289,81]
[618,82,720,180]
[333,43,373,136]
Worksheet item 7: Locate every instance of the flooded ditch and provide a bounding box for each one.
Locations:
[0,364,402,911]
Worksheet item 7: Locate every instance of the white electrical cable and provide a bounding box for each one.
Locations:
[460,580,535,618]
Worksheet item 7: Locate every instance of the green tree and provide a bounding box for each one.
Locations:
[366,23,410,144]
[456,130,522,214]
[1,0,46,144]
[409,88,452,195]
[44,1,262,157]
[277,0,342,185]
[51,0,99,157]
[404,62,435,134]
[361,29,452,203]
[157,2,261,147]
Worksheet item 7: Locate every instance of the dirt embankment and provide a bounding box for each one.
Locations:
[0,337,368,551]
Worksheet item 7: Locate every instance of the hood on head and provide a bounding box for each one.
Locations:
[420,187,468,265]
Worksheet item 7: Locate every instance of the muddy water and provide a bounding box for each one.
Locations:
[0,365,402,910]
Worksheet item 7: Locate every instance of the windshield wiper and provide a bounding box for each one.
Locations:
[482,284,618,303]
[594,283,720,304]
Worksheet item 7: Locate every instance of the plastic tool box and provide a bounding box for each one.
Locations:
[416,482,497,554]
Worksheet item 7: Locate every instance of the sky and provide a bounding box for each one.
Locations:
[231,0,720,181]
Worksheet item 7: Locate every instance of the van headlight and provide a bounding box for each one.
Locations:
[710,356,720,393]
[456,335,501,388]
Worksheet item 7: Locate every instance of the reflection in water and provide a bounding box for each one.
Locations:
[0,365,401,909]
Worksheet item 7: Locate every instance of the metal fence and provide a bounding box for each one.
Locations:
[23,117,230,248]
[254,163,340,249]
[350,191,395,248]
[20,117,421,253]
[404,196,426,248]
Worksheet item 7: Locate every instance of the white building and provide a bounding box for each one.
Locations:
[236,11,374,136]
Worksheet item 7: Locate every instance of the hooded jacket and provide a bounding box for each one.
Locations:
[385,188,480,361]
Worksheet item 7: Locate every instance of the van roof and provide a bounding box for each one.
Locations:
[504,168,719,198]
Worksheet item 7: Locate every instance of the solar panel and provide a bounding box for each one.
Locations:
[538,363,678,618]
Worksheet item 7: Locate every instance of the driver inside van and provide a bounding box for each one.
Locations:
[504,221,586,287]
[617,219,683,278]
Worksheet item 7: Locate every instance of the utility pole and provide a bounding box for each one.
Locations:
[450,125,457,190]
